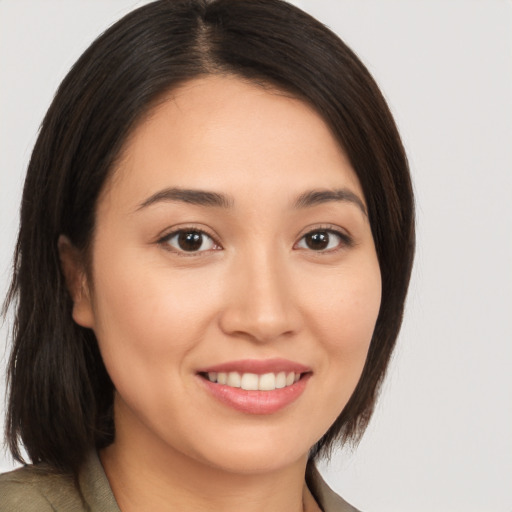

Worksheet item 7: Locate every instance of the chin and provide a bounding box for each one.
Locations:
[201,444,309,475]
[181,425,319,475]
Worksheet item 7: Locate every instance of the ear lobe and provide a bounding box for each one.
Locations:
[58,235,95,328]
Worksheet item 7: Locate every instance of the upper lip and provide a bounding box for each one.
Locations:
[197,358,311,375]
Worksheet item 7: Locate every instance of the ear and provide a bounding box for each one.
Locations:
[58,235,95,328]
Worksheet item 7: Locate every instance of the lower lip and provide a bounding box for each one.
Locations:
[199,374,311,415]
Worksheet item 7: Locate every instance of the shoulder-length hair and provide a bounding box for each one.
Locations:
[4,0,414,475]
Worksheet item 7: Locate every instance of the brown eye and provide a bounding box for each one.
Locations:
[165,230,216,253]
[304,231,330,250]
[296,229,350,252]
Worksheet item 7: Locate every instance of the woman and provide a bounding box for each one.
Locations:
[0,1,414,511]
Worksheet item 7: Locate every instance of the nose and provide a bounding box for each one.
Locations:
[218,250,302,344]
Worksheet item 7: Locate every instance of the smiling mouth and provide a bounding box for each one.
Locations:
[200,371,303,391]
[197,361,311,414]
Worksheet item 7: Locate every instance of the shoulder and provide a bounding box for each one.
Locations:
[0,464,86,512]
[306,463,362,512]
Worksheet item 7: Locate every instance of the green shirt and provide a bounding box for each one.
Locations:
[0,452,360,512]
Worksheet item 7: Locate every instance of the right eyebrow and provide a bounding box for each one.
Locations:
[135,187,234,211]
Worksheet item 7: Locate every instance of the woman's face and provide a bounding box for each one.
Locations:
[70,76,381,474]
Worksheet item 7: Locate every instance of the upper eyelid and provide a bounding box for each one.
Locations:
[296,224,353,241]
[158,225,220,243]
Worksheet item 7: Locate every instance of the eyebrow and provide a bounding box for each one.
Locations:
[136,186,366,216]
[293,188,367,216]
[136,187,234,210]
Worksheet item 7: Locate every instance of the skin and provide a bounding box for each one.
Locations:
[60,75,382,512]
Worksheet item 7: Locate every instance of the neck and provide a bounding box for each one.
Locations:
[100,403,319,512]
[99,401,318,512]
[101,442,314,512]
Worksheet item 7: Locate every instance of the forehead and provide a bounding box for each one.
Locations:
[104,75,363,211]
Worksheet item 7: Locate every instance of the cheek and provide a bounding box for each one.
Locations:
[88,247,223,368]
[306,258,382,395]
[87,251,226,429]
[290,259,381,443]
[310,261,381,350]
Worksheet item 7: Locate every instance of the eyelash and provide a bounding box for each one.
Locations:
[158,227,221,256]
[157,225,353,256]
[295,225,354,253]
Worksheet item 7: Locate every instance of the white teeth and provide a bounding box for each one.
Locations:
[241,373,259,390]
[206,371,302,390]
[275,371,286,389]
[227,372,241,388]
[258,373,276,391]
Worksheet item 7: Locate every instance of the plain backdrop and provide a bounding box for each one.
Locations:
[1,1,511,511]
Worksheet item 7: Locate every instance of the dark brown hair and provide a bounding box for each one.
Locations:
[4,0,414,475]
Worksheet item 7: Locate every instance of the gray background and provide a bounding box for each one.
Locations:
[1,1,511,511]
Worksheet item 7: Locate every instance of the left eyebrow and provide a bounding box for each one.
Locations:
[293,188,367,217]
